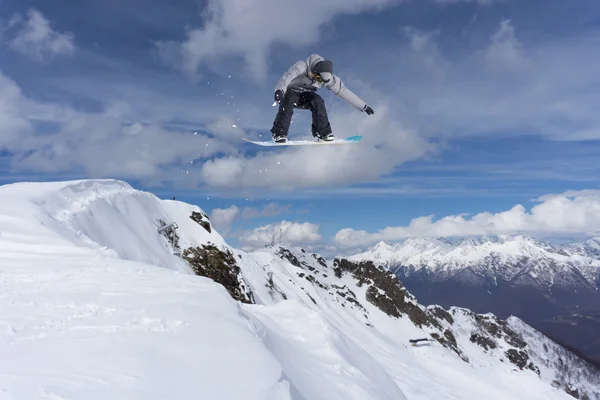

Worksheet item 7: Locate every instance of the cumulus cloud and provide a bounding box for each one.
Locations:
[0,73,32,148]
[7,9,75,61]
[206,117,244,140]
[210,202,291,233]
[210,205,240,233]
[0,71,232,186]
[156,0,404,78]
[397,18,600,141]
[210,203,290,233]
[156,0,495,79]
[199,100,436,190]
[239,220,322,249]
[334,190,600,248]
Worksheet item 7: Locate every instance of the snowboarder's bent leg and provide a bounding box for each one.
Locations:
[271,90,300,141]
[298,92,333,140]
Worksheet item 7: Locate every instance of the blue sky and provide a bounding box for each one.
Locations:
[1,0,600,253]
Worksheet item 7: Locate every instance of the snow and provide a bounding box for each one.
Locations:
[0,259,281,400]
[507,317,600,397]
[0,179,587,399]
[349,236,600,286]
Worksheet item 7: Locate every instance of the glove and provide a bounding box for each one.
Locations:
[274,90,284,103]
[364,105,374,115]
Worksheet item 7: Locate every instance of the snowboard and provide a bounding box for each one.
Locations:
[242,135,362,147]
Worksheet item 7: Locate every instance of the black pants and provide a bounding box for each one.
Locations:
[271,90,332,137]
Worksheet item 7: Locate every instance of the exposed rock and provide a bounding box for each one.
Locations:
[265,272,287,301]
[183,244,253,304]
[334,258,433,327]
[564,385,586,400]
[312,253,327,268]
[428,305,454,324]
[470,333,497,351]
[190,211,211,233]
[297,272,328,290]
[278,247,302,268]
[505,348,538,374]
[475,314,527,349]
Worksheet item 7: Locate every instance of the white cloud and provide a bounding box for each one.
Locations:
[0,71,233,186]
[403,27,447,80]
[7,9,75,61]
[157,0,497,79]
[210,205,240,233]
[0,73,32,149]
[485,19,526,70]
[198,100,436,190]
[156,0,405,79]
[394,19,600,141]
[536,190,600,202]
[334,190,600,248]
[239,220,322,249]
[206,117,244,140]
[209,202,290,234]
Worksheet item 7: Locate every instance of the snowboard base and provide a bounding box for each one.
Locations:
[242,135,362,147]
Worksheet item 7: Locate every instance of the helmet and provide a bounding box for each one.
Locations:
[312,60,333,83]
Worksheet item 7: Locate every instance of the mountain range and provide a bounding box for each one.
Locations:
[349,236,600,366]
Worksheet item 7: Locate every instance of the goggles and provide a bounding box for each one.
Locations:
[314,72,331,83]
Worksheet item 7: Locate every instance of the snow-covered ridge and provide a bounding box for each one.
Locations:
[1,179,598,399]
[348,236,600,287]
[0,179,225,270]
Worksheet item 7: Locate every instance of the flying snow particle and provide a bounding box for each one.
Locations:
[194,132,198,135]
[232,124,237,128]
[277,161,281,165]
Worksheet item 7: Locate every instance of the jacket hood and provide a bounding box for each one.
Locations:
[306,54,325,72]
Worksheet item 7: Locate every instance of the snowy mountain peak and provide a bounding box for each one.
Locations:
[402,236,453,248]
[350,235,600,288]
[585,237,600,252]
[373,240,394,251]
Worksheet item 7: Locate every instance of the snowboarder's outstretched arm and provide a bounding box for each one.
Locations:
[325,76,373,114]
[275,60,307,94]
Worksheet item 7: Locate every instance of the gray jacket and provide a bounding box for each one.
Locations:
[274,54,368,112]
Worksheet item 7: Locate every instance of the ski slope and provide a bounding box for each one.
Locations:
[0,179,585,399]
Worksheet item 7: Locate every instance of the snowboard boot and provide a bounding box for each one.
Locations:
[272,133,287,143]
[314,132,335,141]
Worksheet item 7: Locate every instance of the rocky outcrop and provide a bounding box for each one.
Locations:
[190,211,211,233]
[333,258,469,360]
[183,244,254,304]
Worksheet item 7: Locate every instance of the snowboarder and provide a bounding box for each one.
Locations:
[270,54,374,143]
